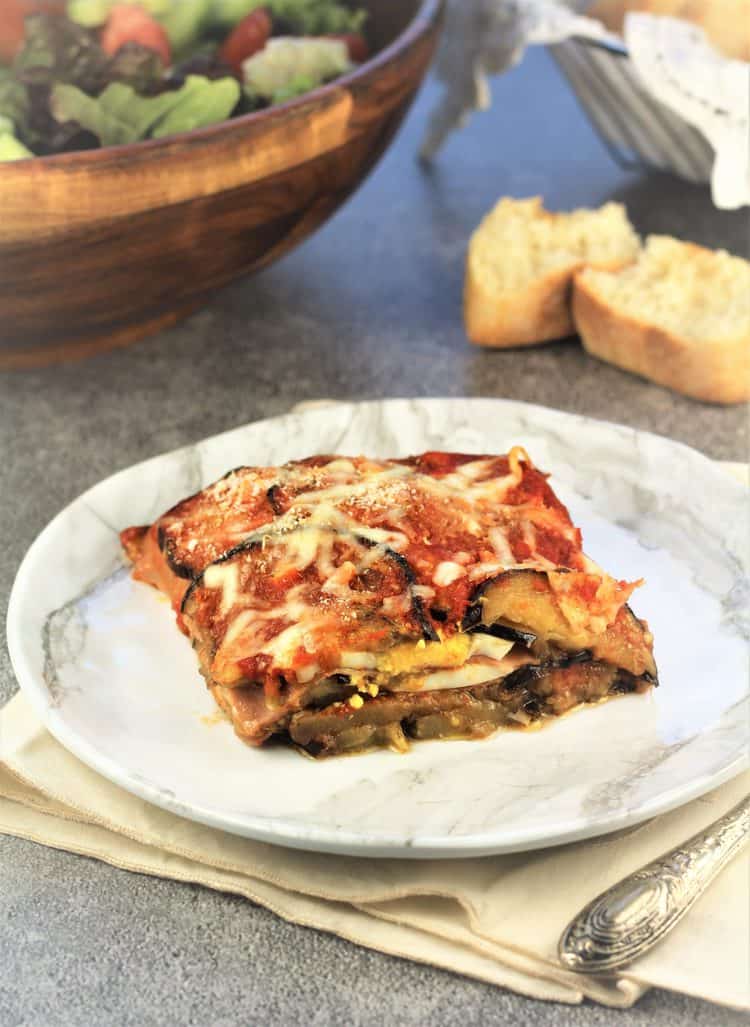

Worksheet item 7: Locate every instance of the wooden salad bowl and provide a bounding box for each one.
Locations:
[0,0,442,368]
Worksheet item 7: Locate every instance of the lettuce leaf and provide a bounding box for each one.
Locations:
[271,73,315,104]
[158,0,214,55]
[151,74,240,135]
[15,14,163,94]
[67,0,367,51]
[243,37,350,102]
[211,0,366,35]
[107,43,164,91]
[4,77,96,156]
[211,0,268,29]
[0,132,34,161]
[0,70,30,133]
[15,13,110,94]
[66,0,173,29]
[267,0,366,35]
[50,74,239,146]
[51,81,177,145]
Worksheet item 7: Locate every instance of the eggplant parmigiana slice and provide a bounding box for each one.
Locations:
[121,450,657,756]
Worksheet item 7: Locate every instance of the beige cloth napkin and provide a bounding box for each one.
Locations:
[1,463,748,1011]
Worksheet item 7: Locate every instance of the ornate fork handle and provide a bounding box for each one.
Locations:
[558,795,750,974]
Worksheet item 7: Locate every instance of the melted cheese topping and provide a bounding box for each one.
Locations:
[433,561,465,586]
[203,563,241,615]
[171,449,642,695]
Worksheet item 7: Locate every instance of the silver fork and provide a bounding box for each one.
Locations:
[558,795,750,974]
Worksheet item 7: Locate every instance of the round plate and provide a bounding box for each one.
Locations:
[6,399,749,857]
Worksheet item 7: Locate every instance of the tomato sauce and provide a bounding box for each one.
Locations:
[122,451,639,700]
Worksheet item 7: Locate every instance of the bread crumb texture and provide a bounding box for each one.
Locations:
[588,0,750,63]
[573,236,750,404]
[464,196,639,348]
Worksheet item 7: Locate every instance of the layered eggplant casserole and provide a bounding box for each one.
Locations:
[121,449,657,757]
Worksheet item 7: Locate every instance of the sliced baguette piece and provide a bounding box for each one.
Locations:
[573,235,750,404]
[588,1,750,63]
[464,197,640,348]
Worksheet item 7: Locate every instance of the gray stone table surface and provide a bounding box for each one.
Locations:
[1,45,748,1027]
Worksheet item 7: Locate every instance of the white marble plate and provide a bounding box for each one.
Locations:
[7,399,749,857]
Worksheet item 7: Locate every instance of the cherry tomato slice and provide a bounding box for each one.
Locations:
[219,8,272,79]
[101,4,171,67]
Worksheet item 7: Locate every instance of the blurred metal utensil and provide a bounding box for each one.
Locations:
[559,795,750,974]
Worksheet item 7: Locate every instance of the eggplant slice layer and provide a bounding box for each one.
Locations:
[287,659,650,757]
[211,567,657,757]
[292,569,657,756]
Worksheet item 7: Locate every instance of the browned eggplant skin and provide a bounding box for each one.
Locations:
[157,524,196,581]
[207,652,654,757]
[284,658,652,757]
[276,569,657,756]
[463,569,657,681]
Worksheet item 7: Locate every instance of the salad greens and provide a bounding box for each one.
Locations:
[243,37,349,103]
[68,0,213,57]
[158,1,214,56]
[15,13,163,92]
[0,102,33,158]
[51,74,240,145]
[203,0,268,30]
[205,0,367,35]
[67,0,171,27]
[269,72,315,104]
[66,0,364,48]
[15,12,111,92]
[3,14,171,154]
[0,132,33,160]
[265,0,365,35]
[0,0,368,160]
[152,74,240,134]
[0,69,29,132]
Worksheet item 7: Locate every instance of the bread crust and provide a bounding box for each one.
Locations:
[463,196,638,349]
[464,261,578,348]
[573,272,750,405]
[465,254,638,349]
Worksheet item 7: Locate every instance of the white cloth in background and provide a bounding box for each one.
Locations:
[624,14,750,210]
